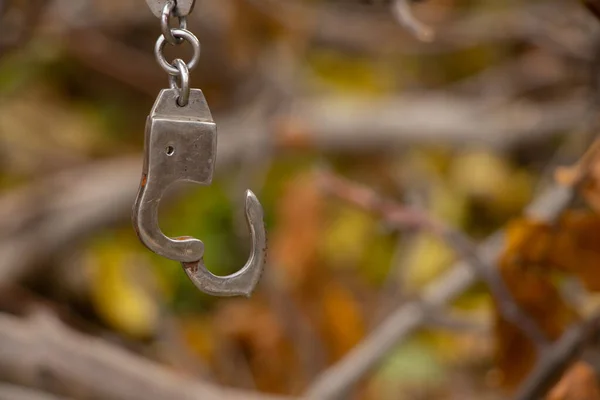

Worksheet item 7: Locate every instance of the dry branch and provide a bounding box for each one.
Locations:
[288,95,586,152]
[0,310,289,400]
[0,384,69,400]
[514,313,600,400]
[304,252,484,399]
[317,171,548,348]
[304,183,574,400]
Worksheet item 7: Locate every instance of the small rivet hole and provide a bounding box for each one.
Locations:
[166,146,175,156]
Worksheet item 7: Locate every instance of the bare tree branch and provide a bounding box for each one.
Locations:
[0,383,70,400]
[287,95,586,152]
[317,170,549,349]
[304,182,573,400]
[0,310,289,400]
[514,313,600,400]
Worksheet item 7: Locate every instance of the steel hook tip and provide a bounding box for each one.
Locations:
[132,88,267,297]
[183,189,267,297]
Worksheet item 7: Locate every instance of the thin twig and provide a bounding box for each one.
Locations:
[317,170,549,349]
[390,0,434,42]
[370,233,416,328]
[425,311,490,335]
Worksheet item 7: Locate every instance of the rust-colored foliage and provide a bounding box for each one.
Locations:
[496,211,600,389]
[556,140,600,216]
[319,281,366,361]
[496,219,576,389]
[213,298,296,393]
[548,362,600,400]
[270,173,325,292]
[270,173,366,361]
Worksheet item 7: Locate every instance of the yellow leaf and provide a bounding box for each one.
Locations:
[494,170,534,215]
[307,50,396,96]
[449,150,511,198]
[359,232,397,285]
[449,149,533,216]
[88,240,159,339]
[404,234,455,289]
[321,206,375,268]
[428,182,469,227]
[179,316,215,361]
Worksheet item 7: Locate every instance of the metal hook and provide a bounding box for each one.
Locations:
[132,89,266,297]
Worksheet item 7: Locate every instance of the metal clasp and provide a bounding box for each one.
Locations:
[132,89,267,297]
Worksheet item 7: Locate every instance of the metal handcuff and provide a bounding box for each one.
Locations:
[133,0,267,297]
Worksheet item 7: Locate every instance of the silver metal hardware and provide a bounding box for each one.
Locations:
[168,59,190,106]
[135,1,267,297]
[155,28,201,76]
[161,1,187,45]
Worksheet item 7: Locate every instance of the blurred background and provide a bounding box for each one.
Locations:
[0,0,599,399]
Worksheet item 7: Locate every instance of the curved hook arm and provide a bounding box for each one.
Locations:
[183,190,266,297]
[133,172,205,263]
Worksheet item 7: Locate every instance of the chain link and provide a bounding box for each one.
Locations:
[161,0,187,45]
[155,28,201,76]
[169,59,190,106]
[153,0,200,107]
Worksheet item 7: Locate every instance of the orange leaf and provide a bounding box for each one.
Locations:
[551,212,600,291]
[319,282,365,361]
[557,139,600,215]
[495,218,578,389]
[548,362,600,400]
[213,298,296,393]
[270,173,324,291]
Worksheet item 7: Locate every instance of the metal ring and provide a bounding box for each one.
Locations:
[169,59,190,107]
[155,29,201,76]
[161,1,188,45]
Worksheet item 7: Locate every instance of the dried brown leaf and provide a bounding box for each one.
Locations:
[556,139,600,214]
[551,212,600,291]
[495,211,600,388]
[213,298,296,393]
[495,219,578,389]
[319,282,366,361]
[547,362,600,400]
[270,173,324,291]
